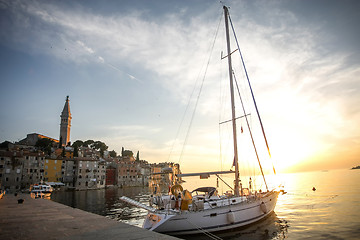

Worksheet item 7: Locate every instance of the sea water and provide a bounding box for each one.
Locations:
[51,168,360,239]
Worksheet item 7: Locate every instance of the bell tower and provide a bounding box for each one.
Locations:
[59,96,72,146]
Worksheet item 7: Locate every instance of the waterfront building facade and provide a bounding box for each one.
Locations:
[21,152,45,189]
[0,151,45,191]
[61,158,76,189]
[75,158,106,190]
[44,159,62,182]
[0,151,23,192]
[106,165,117,186]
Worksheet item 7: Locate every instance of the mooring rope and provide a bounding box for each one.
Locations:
[184,219,223,240]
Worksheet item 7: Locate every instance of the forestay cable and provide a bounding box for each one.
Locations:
[228,12,276,175]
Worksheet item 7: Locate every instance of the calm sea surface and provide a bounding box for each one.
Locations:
[50,169,360,239]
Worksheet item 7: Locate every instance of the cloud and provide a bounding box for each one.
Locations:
[1,0,359,170]
[76,40,94,54]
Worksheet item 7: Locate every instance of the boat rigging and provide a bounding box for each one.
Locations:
[120,5,281,236]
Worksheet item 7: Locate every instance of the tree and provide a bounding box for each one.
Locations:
[136,151,140,161]
[59,136,63,148]
[72,140,84,149]
[35,138,54,155]
[109,150,117,158]
[123,150,133,157]
[121,147,124,156]
[74,145,79,157]
[92,141,108,157]
[62,147,66,157]
[83,140,95,148]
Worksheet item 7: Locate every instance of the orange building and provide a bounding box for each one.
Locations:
[44,159,62,182]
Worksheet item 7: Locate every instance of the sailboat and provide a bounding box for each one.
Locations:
[120,6,280,236]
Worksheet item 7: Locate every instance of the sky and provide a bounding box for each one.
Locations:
[0,0,359,175]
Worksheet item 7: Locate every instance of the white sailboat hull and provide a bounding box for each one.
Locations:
[143,191,279,236]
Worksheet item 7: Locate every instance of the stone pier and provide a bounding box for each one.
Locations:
[0,193,180,240]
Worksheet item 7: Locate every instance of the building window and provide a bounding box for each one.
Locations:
[16,169,21,174]
[55,160,57,164]
[46,160,49,163]
[5,169,10,174]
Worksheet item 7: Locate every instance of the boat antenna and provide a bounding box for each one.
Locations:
[223,5,240,197]
[228,13,277,175]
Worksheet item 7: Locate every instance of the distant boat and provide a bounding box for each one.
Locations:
[351,166,360,170]
[120,5,280,236]
[30,183,53,199]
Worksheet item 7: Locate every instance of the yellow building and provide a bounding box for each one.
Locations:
[44,159,63,182]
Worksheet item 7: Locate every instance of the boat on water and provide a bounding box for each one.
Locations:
[30,183,53,199]
[121,5,281,236]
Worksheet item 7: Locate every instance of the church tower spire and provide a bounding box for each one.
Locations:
[59,96,72,146]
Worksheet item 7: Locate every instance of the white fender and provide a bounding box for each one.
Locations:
[227,211,235,224]
[260,202,267,214]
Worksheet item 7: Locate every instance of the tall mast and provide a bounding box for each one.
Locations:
[224,6,240,197]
